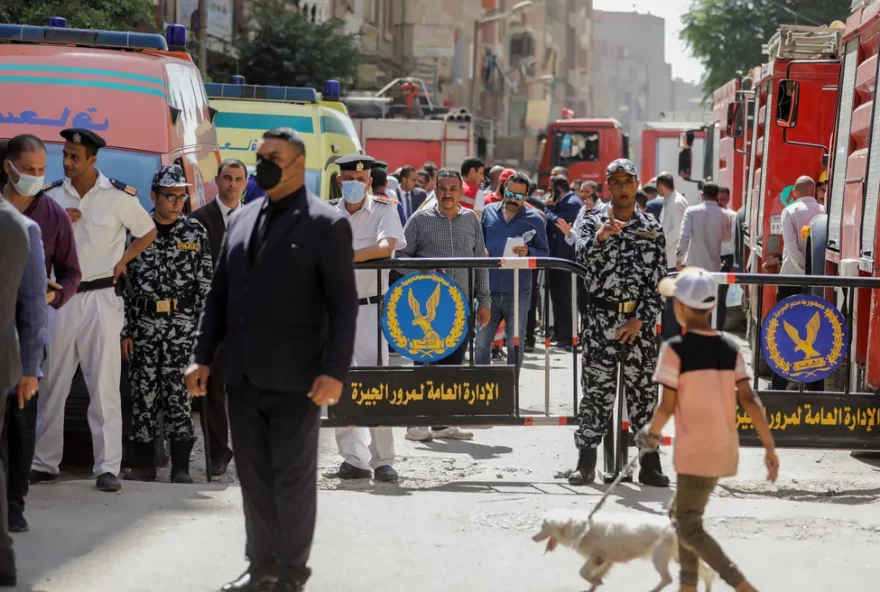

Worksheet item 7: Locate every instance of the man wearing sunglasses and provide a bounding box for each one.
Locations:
[120,164,213,484]
[477,172,549,373]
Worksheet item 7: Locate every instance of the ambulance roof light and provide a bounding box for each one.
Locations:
[205,83,319,104]
[47,17,67,28]
[0,24,169,50]
[230,75,246,85]
[323,80,341,101]
[165,24,187,49]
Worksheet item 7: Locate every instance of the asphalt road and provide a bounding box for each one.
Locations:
[13,336,880,591]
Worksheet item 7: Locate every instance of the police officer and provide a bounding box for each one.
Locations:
[33,128,156,493]
[121,165,213,483]
[332,154,406,482]
[569,159,669,488]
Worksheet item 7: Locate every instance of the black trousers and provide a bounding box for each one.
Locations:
[717,255,735,331]
[526,273,540,346]
[548,269,574,343]
[662,268,682,341]
[227,378,321,584]
[204,343,231,461]
[0,393,37,514]
[770,286,824,392]
[0,393,11,559]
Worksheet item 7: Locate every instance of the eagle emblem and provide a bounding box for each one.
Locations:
[783,312,821,359]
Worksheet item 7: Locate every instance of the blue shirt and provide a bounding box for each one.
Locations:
[16,217,48,379]
[546,191,581,261]
[481,202,550,294]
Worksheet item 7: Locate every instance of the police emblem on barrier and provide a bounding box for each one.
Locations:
[381,272,470,362]
[761,295,848,383]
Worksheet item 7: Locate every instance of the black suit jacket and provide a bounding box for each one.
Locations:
[188,200,226,269]
[192,189,358,392]
[400,188,428,219]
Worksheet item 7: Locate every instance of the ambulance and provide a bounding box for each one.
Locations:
[207,76,362,201]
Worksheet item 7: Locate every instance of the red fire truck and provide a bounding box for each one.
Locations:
[799,6,880,389]
[642,121,707,206]
[536,118,628,195]
[739,25,842,335]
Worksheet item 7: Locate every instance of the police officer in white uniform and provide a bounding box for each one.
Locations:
[332,154,406,482]
[31,128,156,492]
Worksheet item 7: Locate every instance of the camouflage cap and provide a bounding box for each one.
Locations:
[606,158,638,180]
[152,164,192,188]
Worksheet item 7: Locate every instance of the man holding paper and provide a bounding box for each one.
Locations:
[476,171,549,373]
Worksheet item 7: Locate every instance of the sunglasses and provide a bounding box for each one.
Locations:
[504,189,527,201]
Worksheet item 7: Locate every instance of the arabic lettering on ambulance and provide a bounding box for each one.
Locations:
[220,140,258,152]
[0,107,109,130]
[349,381,500,407]
[736,403,880,433]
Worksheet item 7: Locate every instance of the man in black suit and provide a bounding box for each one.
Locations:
[545,175,582,350]
[187,128,358,592]
[188,158,247,476]
[397,165,428,221]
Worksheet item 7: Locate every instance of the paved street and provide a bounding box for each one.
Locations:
[11,336,880,591]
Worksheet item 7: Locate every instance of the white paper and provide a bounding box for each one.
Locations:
[503,236,525,257]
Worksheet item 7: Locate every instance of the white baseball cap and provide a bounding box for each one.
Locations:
[658,267,719,310]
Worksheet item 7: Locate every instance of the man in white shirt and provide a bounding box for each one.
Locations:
[332,155,406,482]
[32,128,156,493]
[717,186,738,329]
[656,172,689,340]
[676,183,732,270]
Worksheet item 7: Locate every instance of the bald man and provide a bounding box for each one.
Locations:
[770,175,824,391]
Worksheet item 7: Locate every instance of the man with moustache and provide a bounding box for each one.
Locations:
[568,159,669,488]
[187,127,357,592]
[330,154,406,482]
[188,158,247,476]
[476,171,549,375]
[121,165,213,484]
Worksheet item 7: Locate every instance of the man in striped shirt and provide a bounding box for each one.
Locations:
[398,168,491,443]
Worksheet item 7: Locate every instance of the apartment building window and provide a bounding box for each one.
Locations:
[365,0,379,24]
[383,0,394,31]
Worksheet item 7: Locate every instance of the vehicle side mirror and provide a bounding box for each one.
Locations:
[776,79,799,129]
[678,147,692,180]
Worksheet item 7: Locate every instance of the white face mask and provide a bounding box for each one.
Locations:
[341,180,367,204]
[8,162,45,197]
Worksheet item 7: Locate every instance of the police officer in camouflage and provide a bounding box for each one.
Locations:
[121,164,213,484]
[569,159,670,488]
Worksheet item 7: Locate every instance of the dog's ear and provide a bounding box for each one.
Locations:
[545,537,558,554]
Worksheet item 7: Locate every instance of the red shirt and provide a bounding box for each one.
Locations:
[461,181,478,210]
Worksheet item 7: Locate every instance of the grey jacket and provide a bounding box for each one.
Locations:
[0,198,30,391]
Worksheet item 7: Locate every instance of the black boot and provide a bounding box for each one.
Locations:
[567,447,597,486]
[638,451,670,488]
[124,441,157,482]
[170,439,195,484]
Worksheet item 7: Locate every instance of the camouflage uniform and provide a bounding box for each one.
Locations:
[122,215,212,445]
[574,208,666,449]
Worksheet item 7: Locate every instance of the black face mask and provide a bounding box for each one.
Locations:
[255,158,283,191]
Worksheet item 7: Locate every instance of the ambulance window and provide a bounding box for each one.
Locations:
[555,131,600,165]
[829,38,860,251]
[328,172,342,200]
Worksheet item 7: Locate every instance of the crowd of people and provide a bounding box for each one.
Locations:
[0,121,820,589]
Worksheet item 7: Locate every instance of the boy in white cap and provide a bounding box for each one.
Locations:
[638,267,779,592]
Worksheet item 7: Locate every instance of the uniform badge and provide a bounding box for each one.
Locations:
[356,162,364,172]
[72,132,81,144]
[761,294,848,383]
[381,272,470,363]
[634,228,660,240]
[176,242,198,251]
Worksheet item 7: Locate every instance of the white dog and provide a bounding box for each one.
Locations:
[532,508,715,591]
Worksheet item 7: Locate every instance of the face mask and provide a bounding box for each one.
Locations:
[7,162,44,197]
[341,180,367,204]
[255,158,282,191]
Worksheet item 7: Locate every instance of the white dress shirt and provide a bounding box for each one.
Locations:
[45,172,154,282]
[216,198,240,228]
[676,200,732,271]
[660,190,689,269]
[781,196,824,275]
[721,207,737,258]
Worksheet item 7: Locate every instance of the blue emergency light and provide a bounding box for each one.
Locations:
[323,79,341,101]
[205,83,319,104]
[0,19,170,51]
[165,24,187,49]
[230,75,246,85]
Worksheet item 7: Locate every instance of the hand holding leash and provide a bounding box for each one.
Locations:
[635,426,661,455]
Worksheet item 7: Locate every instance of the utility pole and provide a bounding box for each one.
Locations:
[198,0,209,76]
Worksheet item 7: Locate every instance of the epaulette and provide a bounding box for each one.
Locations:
[329,198,341,205]
[371,194,393,205]
[42,179,64,191]
[109,178,138,197]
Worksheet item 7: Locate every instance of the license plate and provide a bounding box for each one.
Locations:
[770,214,782,235]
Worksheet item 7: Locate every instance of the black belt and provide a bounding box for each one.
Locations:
[135,295,197,313]
[588,297,638,314]
[77,277,115,293]
[358,295,382,306]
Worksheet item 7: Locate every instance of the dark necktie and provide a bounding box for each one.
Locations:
[252,204,275,262]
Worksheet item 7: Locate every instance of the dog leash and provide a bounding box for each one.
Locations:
[587,454,641,520]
